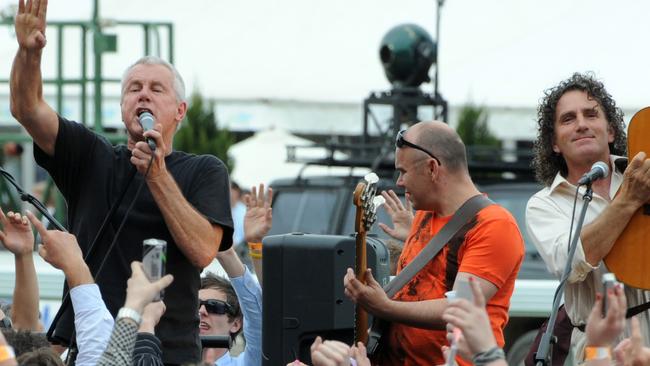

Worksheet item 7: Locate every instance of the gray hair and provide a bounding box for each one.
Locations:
[121,56,186,102]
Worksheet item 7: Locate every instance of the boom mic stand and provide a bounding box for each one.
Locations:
[0,166,65,231]
[534,183,594,366]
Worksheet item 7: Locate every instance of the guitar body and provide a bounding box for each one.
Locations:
[605,107,650,289]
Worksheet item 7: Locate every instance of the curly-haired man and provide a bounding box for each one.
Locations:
[526,72,650,361]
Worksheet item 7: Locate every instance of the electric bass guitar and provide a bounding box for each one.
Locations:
[604,107,650,289]
[352,172,385,344]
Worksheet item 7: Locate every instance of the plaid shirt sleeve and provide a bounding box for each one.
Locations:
[96,318,139,366]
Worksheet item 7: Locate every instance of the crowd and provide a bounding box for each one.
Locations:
[3,0,650,366]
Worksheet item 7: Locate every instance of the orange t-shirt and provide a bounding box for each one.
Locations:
[375,205,524,366]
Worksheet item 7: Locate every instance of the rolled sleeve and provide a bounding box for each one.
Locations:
[526,194,598,283]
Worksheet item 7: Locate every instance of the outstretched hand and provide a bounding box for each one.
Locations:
[124,261,173,314]
[243,183,273,243]
[15,0,48,51]
[310,336,371,366]
[614,317,650,366]
[442,277,496,359]
[26,210,84,273]
[139,301,167,334]
[378,190,413,241]
[585,283,626,348]
[0,208,34,257]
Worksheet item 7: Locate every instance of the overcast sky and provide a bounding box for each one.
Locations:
[1,0,648,109]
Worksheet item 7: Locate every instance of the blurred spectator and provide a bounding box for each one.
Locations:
[230,182,246,246]
[0,142,24,184]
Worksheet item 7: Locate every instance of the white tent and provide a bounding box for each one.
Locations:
[229,128,369,189]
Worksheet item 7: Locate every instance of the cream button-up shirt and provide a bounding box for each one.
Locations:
[526,155,650,361]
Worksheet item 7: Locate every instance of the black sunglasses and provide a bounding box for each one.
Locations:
[395,129,442,166]
[200,299,234,315]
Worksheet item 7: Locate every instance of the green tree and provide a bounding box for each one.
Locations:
[175,91,235,171]
[455,104,499,147]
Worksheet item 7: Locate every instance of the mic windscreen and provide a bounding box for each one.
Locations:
[593,161,609,179]
[139,111,155,131]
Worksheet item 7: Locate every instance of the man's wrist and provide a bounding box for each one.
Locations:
[117,307,143,326]
[65,262,94,288]
[584,346,611,361]
[145,165,169,185]
[13,250,34,260]
[472,346,505,366]
[138,319,156,334]
[19,47,43,59]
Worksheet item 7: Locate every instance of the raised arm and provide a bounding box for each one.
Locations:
[378,190,413,242]
[27,211,114,366]
[243,183,273,284]
[217,247,263,365]
[10,0,59,156]
[97,262,173,366]
[0,209,38,331]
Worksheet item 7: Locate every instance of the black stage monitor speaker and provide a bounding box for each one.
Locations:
[261,233,390,365]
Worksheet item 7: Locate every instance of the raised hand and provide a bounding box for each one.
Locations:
[15,0,48,51]
[26,210,81,271]
[138,301,167,334]
[378,190,413,241]
[124,261,173,314]
[616,317,650,366]
[310,337,351,366]
[585,283,626,348]
[0,209,34,257]
[442,277,497,359]
[243,183,273,243]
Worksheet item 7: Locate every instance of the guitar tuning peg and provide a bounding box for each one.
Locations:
[372,195,386,208]
[364,172,379,185]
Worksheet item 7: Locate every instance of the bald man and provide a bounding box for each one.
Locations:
[344,121,524,366]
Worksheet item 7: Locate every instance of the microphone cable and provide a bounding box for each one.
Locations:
[51,153,156,363]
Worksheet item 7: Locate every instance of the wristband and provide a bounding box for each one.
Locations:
[0,345,15,362]
[248,242,262,251]
[116,307,142,326]
[472,346,505,366]
[584,346,611,361]
[248,242,263,259]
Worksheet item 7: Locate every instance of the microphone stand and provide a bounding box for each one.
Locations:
[0,166,66,232]
[534,183,594,366]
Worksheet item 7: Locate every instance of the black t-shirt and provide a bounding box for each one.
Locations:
[35,116,234,364]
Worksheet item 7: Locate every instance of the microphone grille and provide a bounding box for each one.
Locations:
[139,111,154,130]
[593,161,610,178]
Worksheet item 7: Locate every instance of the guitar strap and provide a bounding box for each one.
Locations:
[627,301,650,318]
[366,194,494,355]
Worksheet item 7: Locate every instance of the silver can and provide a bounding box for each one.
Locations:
[143,238,167,301]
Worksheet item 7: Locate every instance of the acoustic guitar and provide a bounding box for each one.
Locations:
[604,107,650,290]
[352,172,385,344]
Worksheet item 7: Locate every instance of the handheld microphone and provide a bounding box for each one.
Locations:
[138,111,157,151]
[577,161,609,185]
